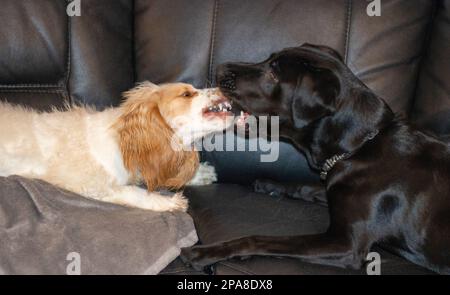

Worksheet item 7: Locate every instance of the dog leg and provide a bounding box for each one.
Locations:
[182,190,375,270]
[254,179,327,206]
[98,186,188,212]
[187,162,217,186]
[181,233,363,271]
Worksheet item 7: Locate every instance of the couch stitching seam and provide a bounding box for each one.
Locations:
[0,1,72,93]
[408,1,440,118]
[64,0,73,104]
[344,0,353,64]
[207,0,220,87]
[0,89,65,94]
[0,84,61,88]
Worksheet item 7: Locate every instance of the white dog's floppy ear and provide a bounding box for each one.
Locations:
[114,82,199,191]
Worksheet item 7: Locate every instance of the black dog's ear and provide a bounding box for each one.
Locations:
[301,43,344,62]
[332,90,395,150]
[291,73,338,129]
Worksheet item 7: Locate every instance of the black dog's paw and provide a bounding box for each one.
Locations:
[180,246,217,272]
[253,179,285,197]
[179,247,201,269]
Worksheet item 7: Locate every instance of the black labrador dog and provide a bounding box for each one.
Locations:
[181,44,450,274]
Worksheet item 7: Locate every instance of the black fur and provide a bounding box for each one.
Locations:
[181,44,450,274]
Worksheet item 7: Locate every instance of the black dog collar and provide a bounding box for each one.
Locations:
[320,153,349,180]
[320,130,379,181]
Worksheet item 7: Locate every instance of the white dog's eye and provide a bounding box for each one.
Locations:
[180,91,195,98]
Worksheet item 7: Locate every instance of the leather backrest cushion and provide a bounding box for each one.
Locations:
[211,0,431,113]
[0,91,68,112]
[412,0,450,138]
[135,0,435,183]
[136,0,434,114]
[69,0,134,108]
[0,0,69,110]
[0,0,68,85]
[135,0,216,87]
[0,0,134,110]
[346,0,434,113]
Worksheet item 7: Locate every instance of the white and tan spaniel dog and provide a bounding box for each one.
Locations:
[0,82,234,212]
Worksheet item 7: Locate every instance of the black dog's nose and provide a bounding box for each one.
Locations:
[216,63,237,91]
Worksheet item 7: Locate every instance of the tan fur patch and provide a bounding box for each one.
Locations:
[113,83,200,191]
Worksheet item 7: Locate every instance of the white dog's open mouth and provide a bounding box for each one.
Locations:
[203,98,233,118]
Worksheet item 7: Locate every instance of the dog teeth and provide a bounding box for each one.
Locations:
[207,101,232,113]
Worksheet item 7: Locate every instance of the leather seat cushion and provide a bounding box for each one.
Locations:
[168,184,435,275]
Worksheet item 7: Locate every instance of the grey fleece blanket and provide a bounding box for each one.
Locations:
[0,176,197,275]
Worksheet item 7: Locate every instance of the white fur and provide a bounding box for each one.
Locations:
[188,162,218,186]
[0,85,231,212]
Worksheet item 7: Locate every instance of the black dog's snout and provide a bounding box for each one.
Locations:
[217,69,236,91]
[219,75,236,91]
[216,64,237,91]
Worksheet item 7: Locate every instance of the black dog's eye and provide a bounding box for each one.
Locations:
[269,60,280,82]
[270,60,279,70]
[301,60,322,72]
[295,58,311,68]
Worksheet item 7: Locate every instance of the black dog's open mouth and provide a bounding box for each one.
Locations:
[219,92,251,129]
[217,71,251,128]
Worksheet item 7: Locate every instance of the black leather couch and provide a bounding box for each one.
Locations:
[1,0,448,275]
